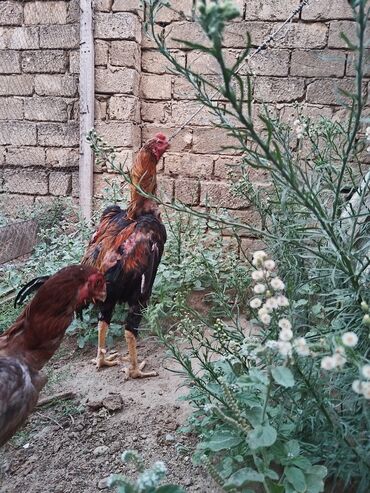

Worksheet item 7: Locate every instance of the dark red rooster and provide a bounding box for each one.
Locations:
[0,265,106,446]
[82,133,169,378]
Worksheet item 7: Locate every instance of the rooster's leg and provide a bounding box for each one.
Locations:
[91,321,119,369]
[123,329,158,379]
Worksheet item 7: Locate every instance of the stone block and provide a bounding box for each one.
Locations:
[164,152,214,178]
[109,96,140,121]
[175,178,200,205]
[95,121,141,148]
[0,75,34,96]
[213,155,244,180]
[49,172,72,196]
[110,41,140,68]
[306,79,357,105]
[240,237,266,258]
[35,74,78,97]
[93,0,113,12]
[279,104,333,125]
[200,181,246,209]
[0,2,23,26]
[4,169,48,195]
[170,100,220,126]
[24,1,68,25]
[96,40,109,66]
[67,0,80,23]
[37,122,79,147]
[140,74,172,100]
[224,21,272,47]
[5,146,45,166]
[22,50,67,73]
[0,97,23,120]
[40,25,79,49]
[0,220,38,264]
[244,0,300,20]
[155,0,193,22]
[96,68,139,95]
[95,12,141,42]
[279,23,328,49]
[254,77,305,103]
[157,176,174,203]
[69,51,79,73]
[164,21,210,49]
[6,27,39,49]
[0,50,20,74]
[24,96,68,122]
[192,127,240,154]
[302,1,353,20]
[142,49,185,74]
[93,172,128,199]
[0,121,36,145]
[46,147,79,168]
[141,101,171,124]
[347,49,370,77]
[291,50,346,77]
[95,98,108,120]
[245,49,290,76]
[0,195,35,219]
[328,21,358,49]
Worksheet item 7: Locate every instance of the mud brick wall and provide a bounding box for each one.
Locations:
[0,0,365,251]
[0,0,79,216]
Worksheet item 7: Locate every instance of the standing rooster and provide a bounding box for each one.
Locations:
[82,133,169,378]
[0,265,106,446]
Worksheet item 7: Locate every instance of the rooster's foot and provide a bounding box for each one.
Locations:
[123,360,158,379]
[91,349,120,369]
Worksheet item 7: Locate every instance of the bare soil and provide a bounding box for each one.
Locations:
[0,336,221,493]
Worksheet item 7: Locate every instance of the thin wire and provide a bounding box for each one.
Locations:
[168,0,311,142]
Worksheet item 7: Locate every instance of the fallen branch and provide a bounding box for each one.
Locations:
[37,391,76,407]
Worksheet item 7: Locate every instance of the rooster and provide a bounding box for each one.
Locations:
[82,133,169,378]
[0,265,106,446]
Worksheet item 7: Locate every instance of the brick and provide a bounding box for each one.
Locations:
[40,25,79,49]
[24,1,68,25]
[105,149,135,172]
[0,75,33,96]
[37,123,79,147]
[214,155,244,180]
[328,21,359,49]
[291,50,346,77]
[240,238,266,257]
[95,98,108,120]
[93,173,128,199]
[35,74,78,97]
[95,122,141,148]
[94,0,113,12]
[200,181,246,209]
[193,128,239,154]
[0,2,23,26]
[254,77,305,103]
[70,51,79,73]
[279,104,333,125]
[0,122,36,145]
[175,178,200,205]
[67,0,79,23]
[24,97,68,122]
[347,50,370,77]
[6,146,45,166]
[142,49,185,74]
[141,101,171,124]
[187,49,236,74]
[7,27,39,49]
[96,68,139,95]
[109,96,140,121]
[306,79,357,105]
[279,23,328,49]
[96,40,109,66]
[112,0,143,14]
[224,22,272,47]
[22,50,67,73]
[164,152,213,178]
[142,24,163,49]
[4,169,48,195]
[95,13,141,42]
[172,76,200,100]
[170,100,221,126]
[140,74,172,100]
[245,49,290,76]
[164,21,210,49]
[49,172,72,196]
[0,50,20,74]
[110,41,140,68]
[244,0,300,21]
[0,194,34,217]
[155,0,193,22]
[302,1,353,20]
[157,176,174,203]
[0,97,23,120]
[46,147,79,168]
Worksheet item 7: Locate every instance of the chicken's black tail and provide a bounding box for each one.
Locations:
[14,276,50,308]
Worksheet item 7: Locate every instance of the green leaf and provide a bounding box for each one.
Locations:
[249,368,269,385]
[305,474,325,493]
[285,466,307,493]
[271,367,295,388]
[156,485,186,493]
[224,467,264,489]
[248,424,277,449]
[204,431,243,451]
[284,440,300,458]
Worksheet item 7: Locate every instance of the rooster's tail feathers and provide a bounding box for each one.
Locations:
[14,275,50,308]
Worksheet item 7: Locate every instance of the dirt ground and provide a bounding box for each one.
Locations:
[0,336,221,493]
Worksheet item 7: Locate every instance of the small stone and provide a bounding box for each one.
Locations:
[75,423,84,432]
[87,400,104,411]
[102,394,123,412]
[93,446,109,456]
[165,434,175,443]
[184,478,193,486]
[53,443,62,453]
[109,441,121,453]
[98,477,110,490]
[132,436,138,442]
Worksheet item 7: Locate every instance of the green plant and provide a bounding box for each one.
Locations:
[109,451,185,493]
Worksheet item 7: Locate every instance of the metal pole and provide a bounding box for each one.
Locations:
[79,0,94,222]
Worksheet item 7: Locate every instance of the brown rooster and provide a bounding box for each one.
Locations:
[82,133,169,378]
[0,265,106,446]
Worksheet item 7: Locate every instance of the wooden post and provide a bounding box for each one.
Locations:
[79,0,95,222]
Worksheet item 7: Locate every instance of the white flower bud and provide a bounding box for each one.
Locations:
[278,341,292,357]
[321,356,336,370]
[252,270,265,281]
[250,297,262,309]
[341,331,358,348]
[278,318,292,331]
[361,364,370,379]
[254,283,266,294]
[259,313,271,326]
[264,259,276,271]
[276,295,289,307]
[294,337,310,356]
[270,278,285,291]
[279,328,293,341]
[352,379,362,394]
